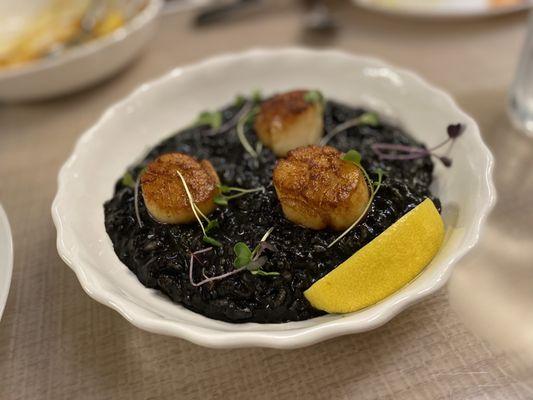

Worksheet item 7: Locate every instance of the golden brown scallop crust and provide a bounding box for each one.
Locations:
[273,145,370,231]
[254,90,324,156]
[141,153,220,224]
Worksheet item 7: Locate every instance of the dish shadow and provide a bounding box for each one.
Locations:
[447,88,533,389]
[51,274,455,399]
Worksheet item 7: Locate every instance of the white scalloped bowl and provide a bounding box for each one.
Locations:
[52,48,495,349]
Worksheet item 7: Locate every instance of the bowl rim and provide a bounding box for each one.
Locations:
[352,0,532,18]
[0,204,13,320]
[0,0,163,80]
[51,47,496,349]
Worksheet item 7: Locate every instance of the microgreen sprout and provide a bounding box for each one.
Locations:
[234,94,246,108]
[304,90,324,105]
[194,110,223,130]
[371,123,465,168]
[233,227,279,276]
[327,150,384,248]
[188,247,241,287]
[214,100,253,135]
[188,228,279,287]
[175,170,222,247]
[237,105,260,158]
[121,171,136,188]
[320,112,380,145]
[214,184,265,206]
[134,173,143,229]
[194,90,263,137]
[251,89,262,103]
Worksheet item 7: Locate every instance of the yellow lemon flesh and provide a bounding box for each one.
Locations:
[304,198,444,314]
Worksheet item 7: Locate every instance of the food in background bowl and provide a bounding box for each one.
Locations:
[104,89,463,324]
[0,0,147,70]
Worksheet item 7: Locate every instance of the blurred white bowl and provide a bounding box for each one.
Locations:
[0,0,163,102]
[52,48,495,348]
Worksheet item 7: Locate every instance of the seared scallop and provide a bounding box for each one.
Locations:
[141,153,220,224]
[254,90,324,157]
[273,145,370,231]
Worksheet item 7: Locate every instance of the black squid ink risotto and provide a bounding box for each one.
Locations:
[104,91,445,323]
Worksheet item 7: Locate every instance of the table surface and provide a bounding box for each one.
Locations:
[1,3,533,399]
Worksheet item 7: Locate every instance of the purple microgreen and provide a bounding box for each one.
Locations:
[189,248,245,287]
[215,100,253,135]
[438,156,452,167]
[122,171,136,188]
[253,241,277,259]
[246,256,268,271]
[447,123,465,139]
[234,227,279,275]
[320,112,380,145]
[328,159,385,248]
[371,123,465,168]
[189,228,279,287]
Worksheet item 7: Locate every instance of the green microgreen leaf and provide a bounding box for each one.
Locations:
[358,112,379,127]
[205,219,219,234]
[218,185,232,193]
[195,111,223,129]
[234,94,246,108]
[203,235,222,247]
[214,194,229,206]
[342,149,362,166]
[121,171,136,189]
[231,227,278,276]
[233,242,253,268]
[373,168,384,189]
[251,270,280,276]
[251,89,262,103]
[304,90,324,105]
[214,184,265,207]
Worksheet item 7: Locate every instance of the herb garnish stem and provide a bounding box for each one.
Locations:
[321,118,364,145]
[237,105,259,158]
[320,112,378,146]
[134,174,143,228]
[176,170,208,237]
[327,170,383,248]
[217,101,253,134]
[259,227,274,245]
[428,137,452,152]
[188,248,246,287]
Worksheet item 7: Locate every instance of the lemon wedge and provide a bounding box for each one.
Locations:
[304,198,444,313]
